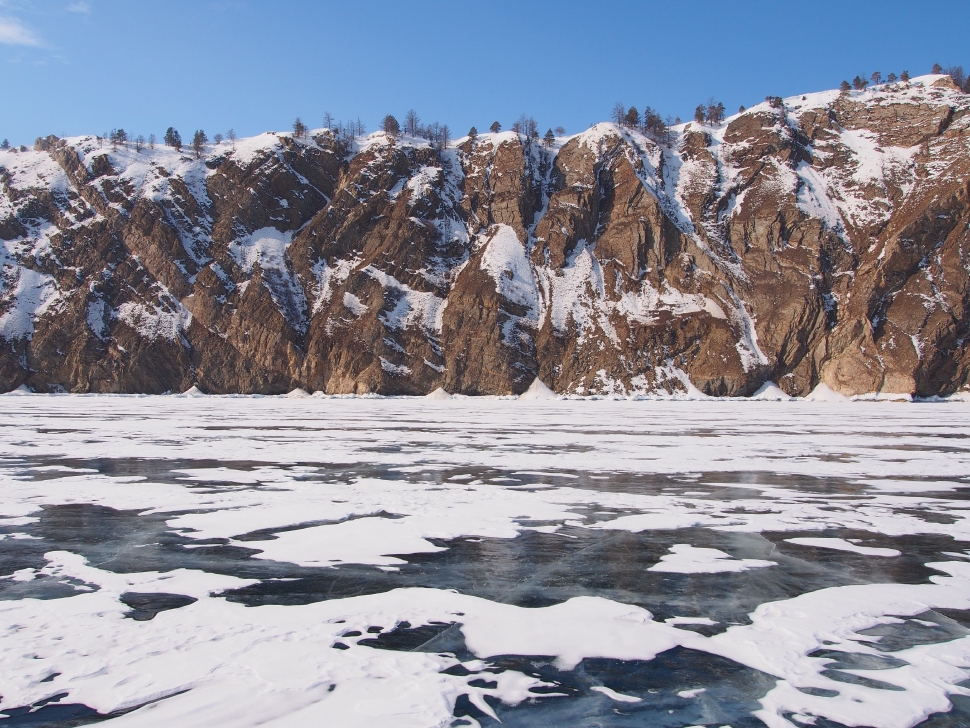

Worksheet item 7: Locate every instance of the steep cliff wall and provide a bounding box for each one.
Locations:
[2,76,969,397]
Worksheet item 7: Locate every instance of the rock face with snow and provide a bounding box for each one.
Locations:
[2,76,970,397]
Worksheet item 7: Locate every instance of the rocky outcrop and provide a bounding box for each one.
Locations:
[2,76,969,397]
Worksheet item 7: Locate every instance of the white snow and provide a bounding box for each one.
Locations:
[648,544,775,574]
[479,224,540,314]
[229,227,307,331]
[378,357,411,376]
[342,292,368,316]
[805,383,850,402]
[666,617,718,626]
[751,382,792,401]
[402,166,439,206]
[0,265,61,340]
[238,517,445,568]
[363,266,446,333]
[589,685,643,702]
[310,257,357,315]
[115,300,190,342]
[677,688,707,699]
[785,537,901,557]
[226,132,284,169]
[0,398,966,726]
[425,387,451,400]
[518,378,558,401]
[229,227,292,275]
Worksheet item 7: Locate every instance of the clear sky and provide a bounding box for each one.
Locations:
[1,0,967,145]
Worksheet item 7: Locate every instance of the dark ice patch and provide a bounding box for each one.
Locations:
[120,592,197,621]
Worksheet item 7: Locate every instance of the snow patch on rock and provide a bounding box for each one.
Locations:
[479,225,540,315]
[230,227,307,333]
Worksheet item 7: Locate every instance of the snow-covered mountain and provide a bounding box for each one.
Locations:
[2,75,969,396]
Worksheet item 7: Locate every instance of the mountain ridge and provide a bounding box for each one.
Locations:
[1,75,969,397]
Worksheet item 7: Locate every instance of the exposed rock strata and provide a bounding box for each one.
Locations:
[2,76,969,397]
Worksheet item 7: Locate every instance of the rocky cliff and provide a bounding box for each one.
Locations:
[2,75,970,397]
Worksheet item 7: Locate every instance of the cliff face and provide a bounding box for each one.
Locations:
[2,76,970,397]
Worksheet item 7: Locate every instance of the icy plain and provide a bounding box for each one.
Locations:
[0,395,969,727]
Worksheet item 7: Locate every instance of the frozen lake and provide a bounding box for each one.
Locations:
[1,396,969,727]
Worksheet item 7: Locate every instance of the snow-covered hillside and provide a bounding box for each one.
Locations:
[1,75,969,397]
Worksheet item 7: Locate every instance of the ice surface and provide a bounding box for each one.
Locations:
[0,397,968,727]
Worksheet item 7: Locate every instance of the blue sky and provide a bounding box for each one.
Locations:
[1,0,967,145]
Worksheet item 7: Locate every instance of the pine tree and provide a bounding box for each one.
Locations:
[900,71,910,82]
[214,133,224,144]
[110,129,128,150]
[1,139,9,150]
[293,117,307,139]
[932,63,942,74]
[643,108,665,139]
[543,129,555,146]
[840,80,852,93]
[887,73,898,83]
[694,104,706,123]
[164,127,182,151]
[468,126,478,140]
[489,121,501,133]
[852,76,868,90]
[706,98,719,124]
[739,105,746,113]
[381,115,400,137]
[192,130,208,159]
[624,107,640,128]
[870,71,882,85]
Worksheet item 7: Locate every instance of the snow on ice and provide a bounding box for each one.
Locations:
[0,396,968,727]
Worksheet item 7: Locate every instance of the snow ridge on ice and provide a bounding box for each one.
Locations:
[519,378,558,401]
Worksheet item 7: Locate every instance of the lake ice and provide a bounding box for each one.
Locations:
[0,395,969,727]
